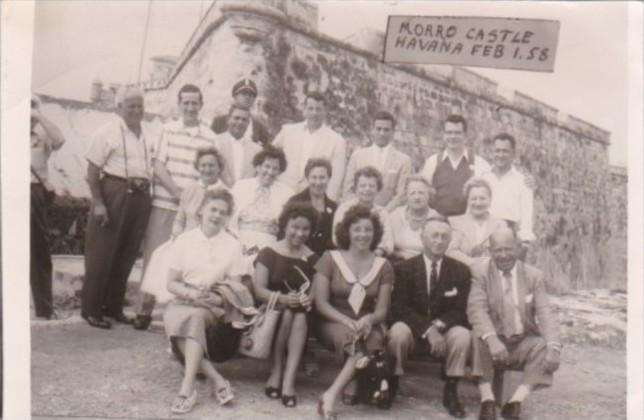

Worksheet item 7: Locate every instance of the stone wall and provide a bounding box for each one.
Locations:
[146,0,625,291]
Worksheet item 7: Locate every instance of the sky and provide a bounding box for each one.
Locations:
[31,0,634,166]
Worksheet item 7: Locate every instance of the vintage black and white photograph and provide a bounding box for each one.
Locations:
[2,0,642,419]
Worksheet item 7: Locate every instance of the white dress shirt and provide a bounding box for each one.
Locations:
[482,166,535,241]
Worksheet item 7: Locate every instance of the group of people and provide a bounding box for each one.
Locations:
[30,78,559,420]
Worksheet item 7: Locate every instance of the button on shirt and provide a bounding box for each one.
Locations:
[500,266,524,336]
[421,149,490,181]
[423,255,442,295]
[481,167,535,242]
[85,117,152,180]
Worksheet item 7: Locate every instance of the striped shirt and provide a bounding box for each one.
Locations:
[152,120,217,210]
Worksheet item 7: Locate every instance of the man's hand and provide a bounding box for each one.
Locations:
[486,335,509,365]
[425,326,447,358]
[542,347,561,373]
[298,293,312,311]
[93,203,110,227]
[283,292,301,309]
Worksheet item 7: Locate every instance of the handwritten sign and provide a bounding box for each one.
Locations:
[384,16,560,72]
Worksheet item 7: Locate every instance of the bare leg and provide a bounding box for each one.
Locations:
[267,310,294,390]
[281,312,308,396]
[321,353,361,414]
[174,338,202,396]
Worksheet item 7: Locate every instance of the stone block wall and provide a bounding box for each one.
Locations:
[149,1,625,291]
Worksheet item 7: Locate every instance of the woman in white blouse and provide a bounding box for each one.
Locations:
[389,175,441,260]
[230,146,294,256]
[332,166,393,256]
[164,188,248,414]
[446,177,505,266]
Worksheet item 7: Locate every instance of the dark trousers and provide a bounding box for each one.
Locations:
[31,184,54,318]
[81,177,151,318]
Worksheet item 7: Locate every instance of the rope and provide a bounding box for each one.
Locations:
[136,0,153,84]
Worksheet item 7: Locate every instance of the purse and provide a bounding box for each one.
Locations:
[238,291,281,359]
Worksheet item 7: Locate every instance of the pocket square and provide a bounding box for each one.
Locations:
[525,293,534,303]
[444,288,458,297]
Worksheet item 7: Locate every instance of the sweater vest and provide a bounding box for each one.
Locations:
[431,150,474,216]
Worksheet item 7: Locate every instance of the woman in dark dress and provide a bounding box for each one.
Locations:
[286,158,337,256]
[253,202,319,408]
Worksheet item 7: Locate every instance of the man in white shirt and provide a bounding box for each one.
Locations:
[214,105,262,187]
[421,115,490,216]
[273,92,347,200]
[83,86,152,330]
[134,84,217,330]
[342,111,412,210]
[481,133,535,259]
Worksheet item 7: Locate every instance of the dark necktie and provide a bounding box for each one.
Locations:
[430,261,438,292]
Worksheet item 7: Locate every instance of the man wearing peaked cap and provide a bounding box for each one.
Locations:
[211,78,271,147]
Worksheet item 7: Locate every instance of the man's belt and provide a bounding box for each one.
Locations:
[103,172,150,195]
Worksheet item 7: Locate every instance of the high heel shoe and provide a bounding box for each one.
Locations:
[317,399,338,420]
[265,386,281,399]
[281,394,297,408]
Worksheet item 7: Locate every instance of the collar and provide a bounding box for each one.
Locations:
[498,264,517,279]
[442,148,468,164]
[303,121,325,135]
[371,143,391,154]
[423,254,443,272]
[491,165,517,178]
[118,116,143,138]
[199,179,224,189]
[181,120,203,135]
[196,226,225,243]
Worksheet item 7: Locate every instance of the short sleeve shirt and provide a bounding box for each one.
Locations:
[85,117,152,179]
[168,228,248,289]
[314,251,393,319]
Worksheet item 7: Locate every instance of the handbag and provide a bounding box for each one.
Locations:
[238,291,281,359]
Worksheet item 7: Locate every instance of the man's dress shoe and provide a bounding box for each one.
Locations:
[479,400,497,420]
[442,384,466,418]
[501,401,521,420]
[85,316,111,329]
[133,314,152,330]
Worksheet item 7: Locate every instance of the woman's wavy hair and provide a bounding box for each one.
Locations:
[198,188,235,216]
[276,201,318,240]
[335,204,383,251]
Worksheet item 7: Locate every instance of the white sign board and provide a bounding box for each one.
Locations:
[384,16,560,72]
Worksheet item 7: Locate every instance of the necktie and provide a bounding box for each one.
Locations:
[502,270,519,337]
[429,261,438,294]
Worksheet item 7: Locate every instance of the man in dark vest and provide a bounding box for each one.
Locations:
[421,115,490,216]
[210,78,271,147]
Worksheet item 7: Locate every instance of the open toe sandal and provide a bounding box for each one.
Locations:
[265,386,282,399]
[282,394,297,408]
[171,389,197,414]
[215,380,234,406]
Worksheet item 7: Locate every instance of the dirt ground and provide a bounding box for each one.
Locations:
[31,313,626,420]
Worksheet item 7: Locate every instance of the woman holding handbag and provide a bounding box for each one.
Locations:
[253,202,318,408]
[314,205,394,419]
[163,188,249,414]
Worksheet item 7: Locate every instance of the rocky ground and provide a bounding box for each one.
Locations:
[30,257,628,420]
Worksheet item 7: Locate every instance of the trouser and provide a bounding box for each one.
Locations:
[387,322,482,377]
[477,334,552,389]
[31,184,54,318]
[81,176,151,318]
[136,206,176,315]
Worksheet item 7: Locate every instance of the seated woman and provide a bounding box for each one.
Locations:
[332,166,393,257]
[253,202,319,408]
[389,175,441,260]
[286,158,337,256]
[171,148,228,238]
[315,205,394,419]
[447,177,505,266]
[164,188,248,414]
[230,146,294,257]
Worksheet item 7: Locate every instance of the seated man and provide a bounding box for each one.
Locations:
[468,225,561,420]
[387,217,478,418]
